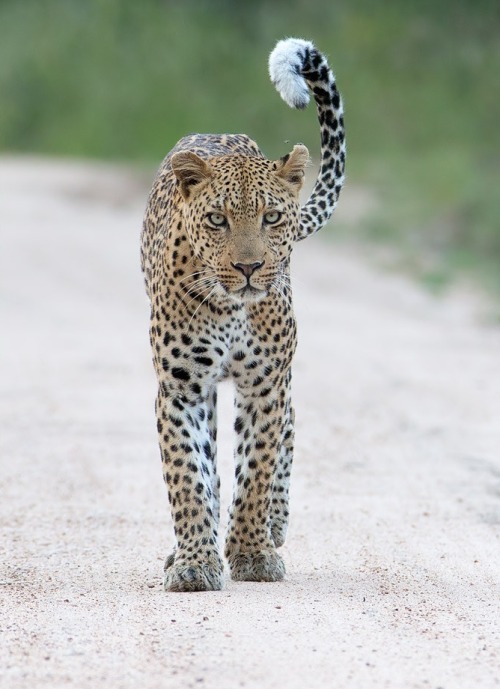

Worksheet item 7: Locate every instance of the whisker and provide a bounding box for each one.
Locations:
[271,275,291,305]
[279,271,306,290]
[180,271,218,299]
[182,275,217,293]
[178,269,212,285]
[183,279,218,310]
[188,286,218,330]
[279,272,294,300]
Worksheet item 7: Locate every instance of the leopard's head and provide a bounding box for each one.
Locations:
[171,146,309,303]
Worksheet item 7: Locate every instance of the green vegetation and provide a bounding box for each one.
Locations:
[1,0,498,293]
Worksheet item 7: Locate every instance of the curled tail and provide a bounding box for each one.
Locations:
[269,38,346,241]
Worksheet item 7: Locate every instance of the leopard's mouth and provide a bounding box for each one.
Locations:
[229,284,268,303]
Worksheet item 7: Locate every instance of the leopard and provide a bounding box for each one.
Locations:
[141,38,346,591]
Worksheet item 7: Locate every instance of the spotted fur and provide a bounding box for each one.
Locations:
[141,38,345,591]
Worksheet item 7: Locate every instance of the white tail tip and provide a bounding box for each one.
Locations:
[268,38,315,109]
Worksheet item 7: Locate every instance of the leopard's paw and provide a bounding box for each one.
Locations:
[227,549,285,582]
[164,554,224,592]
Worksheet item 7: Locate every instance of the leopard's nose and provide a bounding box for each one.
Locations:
[232,261,264,278]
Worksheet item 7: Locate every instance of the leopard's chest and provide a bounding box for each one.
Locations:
[151,290,296,395]
[221,303,298,388]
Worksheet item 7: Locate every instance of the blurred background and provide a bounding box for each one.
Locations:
[1,0,498,295]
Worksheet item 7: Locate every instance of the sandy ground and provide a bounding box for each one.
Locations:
[1,156,499,689]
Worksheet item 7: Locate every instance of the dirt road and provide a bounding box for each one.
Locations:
[1,157,499,688]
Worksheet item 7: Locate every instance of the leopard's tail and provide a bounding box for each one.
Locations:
[269,38,346,241]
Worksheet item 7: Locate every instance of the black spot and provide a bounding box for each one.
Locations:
[172,367,190,381]
[169,414,183,428]
[313,85,329,103]
[194,356,213,367]
[311,51,322,69]
[181,334,192,346]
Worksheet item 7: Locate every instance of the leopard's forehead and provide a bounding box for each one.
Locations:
[200,155,294,215]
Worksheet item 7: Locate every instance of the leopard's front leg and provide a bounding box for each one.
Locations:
[270,368,294,548]
[225,375,290,582]
[156,385,223,592]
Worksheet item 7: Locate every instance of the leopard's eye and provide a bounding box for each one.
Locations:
[263,210,282,225]
[207,212,227,227]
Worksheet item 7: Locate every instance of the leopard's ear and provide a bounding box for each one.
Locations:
[171,151,214,200]
[275,144,309,191]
